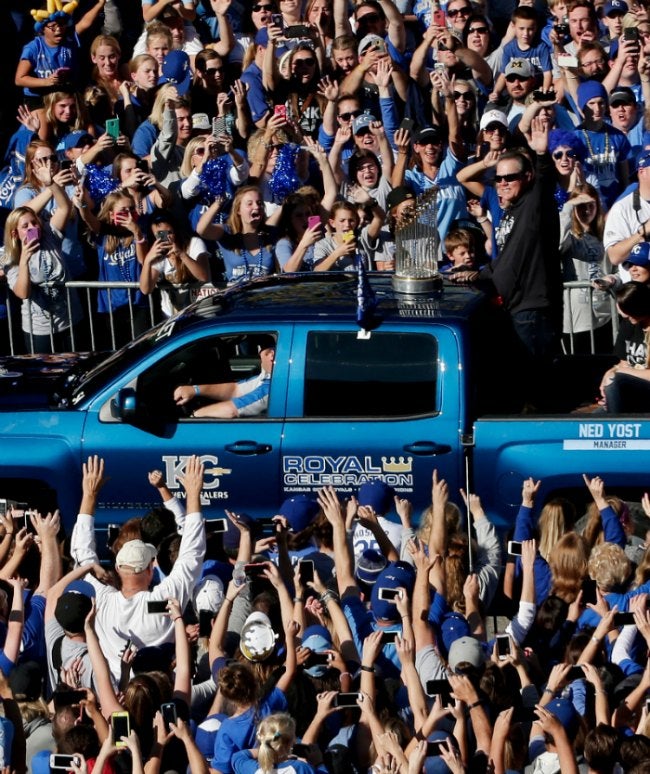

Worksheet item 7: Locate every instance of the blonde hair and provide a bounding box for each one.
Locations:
[256,713,295,774]
[538,499,574,562]
[129,53,158,76]
[3,207,41,265]
[43,91,84,133]
[180,136,207,178]
[588,542,631,592]
[227,185,266,235]
[145,21,173,50]
[97,191,137,255]
[149,84,180,130]
[416,502,460,544]
[582,496,629,550]
[549,532,589,603]
[635,544,650,587]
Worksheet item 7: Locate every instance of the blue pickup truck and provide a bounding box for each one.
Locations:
[0,273,646,532]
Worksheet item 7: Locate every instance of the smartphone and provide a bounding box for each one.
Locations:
[427,741,445,757]
[557,53,578,68]
[433,62,446,73]
[284,24,311,37]
[307,215,321,230]
[496,634,510,660]
[205,517,228,533]
[646,697,650,714]
[381,630,398,644]
[613,611,635,626]
[399,117,414,133]
[161,701,177,732]
[624,27,640,41]
[292,743,310,758]
[257,517,277,536]
[334,692,361,707]
[25,226,40,243]
[105,117,120,140]
[299,559,314,585]
[50,755,82,771]
[507,540,523,556]
[0,501,6,517]
[566,665,584,681]
[377,587,401,601]
[342,230,355,243]
[107,523,120,548]
[274,105,287,120]
[271,13,284,29]
[244,562,267,578]
[433,8,446,26]
[147,600,169,614]
[305,651,330,667]
[198,609,214,637]
[425,679,450,697]
[135,158,149,173]
[533,90,555,102]
[581,578,597,606]
[111,711,130,747]
[60,159,72,171]
[212,115,227,138]
[53,689,86,708]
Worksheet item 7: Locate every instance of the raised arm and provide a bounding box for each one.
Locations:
[318,487,358,597]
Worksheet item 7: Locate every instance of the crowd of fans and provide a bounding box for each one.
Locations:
[0,458,649,774]
[1,0,650,372]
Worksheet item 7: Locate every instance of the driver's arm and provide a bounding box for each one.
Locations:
[174,382,238,406]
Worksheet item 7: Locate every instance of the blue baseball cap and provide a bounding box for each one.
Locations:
[370,561,416,621]
[279,495,320,532]
[358,480,394,515]
[638,149,650,170]
[604,0,628,14]
[159,50,192,95]
[624,241,650,268]
[63,131,94,150]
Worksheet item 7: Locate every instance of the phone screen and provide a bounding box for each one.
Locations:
[111,712,130,745]
[334,692,360,707]
[299,560,314,584]
[147,600,169,614]
[161,702,177,732]
[206,518,228,533]
[496,635,510,658]
[199,609,214,637]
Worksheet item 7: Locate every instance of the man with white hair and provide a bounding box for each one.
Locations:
[70,455,206,681]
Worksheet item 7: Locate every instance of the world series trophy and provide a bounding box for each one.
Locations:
[391,186,443,294]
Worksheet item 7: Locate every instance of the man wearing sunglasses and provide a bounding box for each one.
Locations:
[452,120,562,403]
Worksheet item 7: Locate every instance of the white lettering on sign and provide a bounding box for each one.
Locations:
[566,423,648,450]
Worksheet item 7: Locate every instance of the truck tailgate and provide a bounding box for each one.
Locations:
[472,416,650,529]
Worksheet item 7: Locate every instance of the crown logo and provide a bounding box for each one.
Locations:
[382,456,413,473]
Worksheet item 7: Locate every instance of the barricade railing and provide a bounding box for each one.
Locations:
[0,278,621,357]
[562,281,620,355]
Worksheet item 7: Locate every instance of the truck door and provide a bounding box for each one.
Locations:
[81,325,291,525]
[279,324,463,517]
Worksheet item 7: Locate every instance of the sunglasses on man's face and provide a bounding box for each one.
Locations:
[468,25,488,34]
[494,172,523,183]
[338,109,362,121]
[252,3,273,10]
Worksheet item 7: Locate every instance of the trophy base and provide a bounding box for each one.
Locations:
[392,273,443,295]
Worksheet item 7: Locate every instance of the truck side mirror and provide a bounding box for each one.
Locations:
[112,388,138,422]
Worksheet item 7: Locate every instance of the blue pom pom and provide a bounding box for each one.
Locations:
[84,164,119,203]
[199,157,230,199]
[268,144,301,203]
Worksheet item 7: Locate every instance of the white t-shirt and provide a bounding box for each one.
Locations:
[352,516,404,564]
[152,236,210,316]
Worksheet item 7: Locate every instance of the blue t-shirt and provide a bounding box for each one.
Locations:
[241,62,270,124]
[20,35,78,97]
[572,125,632,209]
[404,148,468,241]
[96,235,144,312]
[131,120,158,159]
[211,687,287,774]
[217,230,277,282]
[501,40,552,77]
[232,752,316,774]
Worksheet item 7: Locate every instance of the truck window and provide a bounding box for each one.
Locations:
[303,332,438,418]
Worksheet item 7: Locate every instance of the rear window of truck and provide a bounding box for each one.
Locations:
[303,331,438,418]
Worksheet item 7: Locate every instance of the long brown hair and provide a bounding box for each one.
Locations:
[2,207,43,265]
[569,183,605,239]
[549,532,589,603]
[22,140,58,192]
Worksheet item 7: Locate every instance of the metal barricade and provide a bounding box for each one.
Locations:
[0,278,623,357]
[0,280,218,356]
[562,280,620,355]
